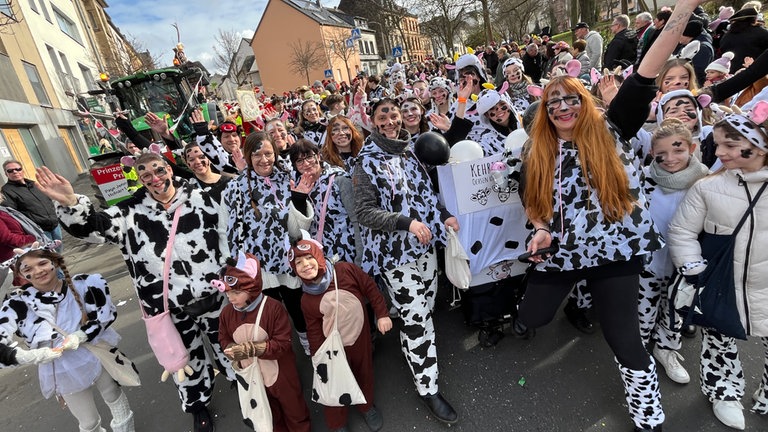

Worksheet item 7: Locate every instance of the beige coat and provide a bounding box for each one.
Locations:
[668,167,768,337]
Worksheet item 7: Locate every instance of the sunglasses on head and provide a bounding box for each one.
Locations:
[219,123,238,133]
[5,168,22,173]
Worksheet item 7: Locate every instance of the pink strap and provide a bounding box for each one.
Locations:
[315,174,336,243]
[150,207,182,318]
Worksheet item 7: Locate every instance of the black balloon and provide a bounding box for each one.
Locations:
[414,132,450,165]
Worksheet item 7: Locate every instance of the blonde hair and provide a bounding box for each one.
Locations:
[652,118,693,149]
[524,76,633,223]
[656,59,699,93]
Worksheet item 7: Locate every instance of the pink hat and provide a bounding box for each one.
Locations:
[709,6,735,30]
[706,52,734,74]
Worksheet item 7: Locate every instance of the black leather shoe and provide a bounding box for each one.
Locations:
[681,324,697,338]
[420,392,458,424]
[193,406,215,432]
[634,425,662,431]
[478,327,505,347]
[564,301,596,334]
[512,317,536,339]
[362,405,383,431]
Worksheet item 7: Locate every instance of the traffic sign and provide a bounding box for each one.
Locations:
[351,28,362,40]
[346,38,354,48]
[324,69,333,79]
[392,46,403,57]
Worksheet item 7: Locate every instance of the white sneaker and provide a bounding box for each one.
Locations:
[652,346,690,384]
[713,399,745,430]
[297,331,311,356]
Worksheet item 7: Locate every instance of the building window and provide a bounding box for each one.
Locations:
[87,9,100,31]
[28,0,38,13]
[1,0,16,19]
[52,6,83,44]
[22,61,51,106]
[0,54,26,103]
[39,0,51,22]
[79,64,96,91]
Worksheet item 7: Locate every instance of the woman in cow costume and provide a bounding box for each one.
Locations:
[34,152,235,432]
[0,243,135,432]
[216,252,311,432]
[290,237,391,432]
[353,97,460,424]
[509,2,706,430]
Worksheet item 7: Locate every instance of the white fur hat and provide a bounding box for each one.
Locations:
[502,57,525,73]
[706,52,734,74]
[456,53,488,82]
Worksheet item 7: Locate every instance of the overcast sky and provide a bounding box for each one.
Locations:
[108,0,340,74]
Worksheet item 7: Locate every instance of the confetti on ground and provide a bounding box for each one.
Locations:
[518,377,526,387]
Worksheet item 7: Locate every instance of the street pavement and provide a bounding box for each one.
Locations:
[1,175,767,431]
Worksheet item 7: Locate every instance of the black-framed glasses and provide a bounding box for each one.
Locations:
[5,168,22,173]
[295,155,318,166]
[545,95,582,110]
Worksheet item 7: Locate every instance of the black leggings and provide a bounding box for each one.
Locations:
[264,285,307,333]
[518,262,651,370]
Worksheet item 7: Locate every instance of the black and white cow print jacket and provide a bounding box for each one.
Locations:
[223,168,308,276]
[292,163,360,265]
[515,73,663,272]
[56,181,229,315]
[0,274,119,397]
[353,130,451,276]
[295,120,327,146]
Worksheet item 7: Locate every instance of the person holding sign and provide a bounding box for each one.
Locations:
[510,1,707,430]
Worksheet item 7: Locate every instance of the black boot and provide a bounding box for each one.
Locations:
[564,297,595,334]
[512,317,535,339]
[478,324,505,347]
[681,324,697,338]
[634,425,662,431]
[420,392,458,424]
[192,406,214,432]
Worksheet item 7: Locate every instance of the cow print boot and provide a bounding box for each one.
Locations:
[616,358,665,431]
[752,338,768,415]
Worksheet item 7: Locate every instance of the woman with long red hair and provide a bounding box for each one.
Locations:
[510,2,705,431]
[320,115,364,171]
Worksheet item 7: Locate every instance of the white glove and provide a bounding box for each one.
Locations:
[14,347,62,365]
[60,331,88,351]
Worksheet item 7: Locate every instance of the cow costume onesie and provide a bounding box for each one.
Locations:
[216,252,311,432]
[0,244,135,432]
[290,238,390,432]
[353,98,459,424]
[36,154,234,432]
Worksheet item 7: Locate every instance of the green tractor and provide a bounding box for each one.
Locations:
[109,66,221,143]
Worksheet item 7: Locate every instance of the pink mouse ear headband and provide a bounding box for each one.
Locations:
[723,101,768,151]
[590,65,634,86]
[121,143,164,167]
[0,240,63,269]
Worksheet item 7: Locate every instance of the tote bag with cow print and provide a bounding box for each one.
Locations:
[234,297,273,432]
[310,270,366,407]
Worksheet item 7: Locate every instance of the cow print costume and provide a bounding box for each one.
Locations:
[195,133,239,176]
[55,182,235,413]
[353,130,449,396]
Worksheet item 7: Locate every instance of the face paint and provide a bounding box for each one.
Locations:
[381,107,390,113]
[741,148,754,158]
[655,155,664,164]
[672,141,683,147]
[686,111,697,119]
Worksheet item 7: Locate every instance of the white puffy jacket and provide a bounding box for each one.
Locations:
[668,167,768,336]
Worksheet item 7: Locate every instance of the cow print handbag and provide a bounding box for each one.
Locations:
[310,268,367,407]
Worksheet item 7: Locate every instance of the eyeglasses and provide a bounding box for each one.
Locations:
[138,166,169,183]
[5,168,22,173]
[545,95,582,110]
[251,152,274,161]
[295,155,317,166]
[331,125,351,135]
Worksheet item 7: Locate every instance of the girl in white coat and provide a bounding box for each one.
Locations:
[668,103,768,430]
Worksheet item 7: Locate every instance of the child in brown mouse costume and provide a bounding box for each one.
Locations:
[215,252,310,432]
[289,238,392,432]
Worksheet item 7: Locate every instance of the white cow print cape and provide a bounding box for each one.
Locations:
[305,163,358,264]
[195,133,239,175]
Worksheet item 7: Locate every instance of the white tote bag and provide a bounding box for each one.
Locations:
[445,226,471,289]
[234,298,273,432]
[310,270,367,407]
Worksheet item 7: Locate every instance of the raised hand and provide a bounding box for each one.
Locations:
[145,112,172,138]
[232,146,247,172]
[35,167,77,206]
[429,112,451,132]
[290,171,317,194]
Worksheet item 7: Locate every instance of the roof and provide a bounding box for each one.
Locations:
[283,0,352,27]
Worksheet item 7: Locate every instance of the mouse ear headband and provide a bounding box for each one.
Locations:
[0,240,62,270]
[121,143,163,167]
[723,101,768,151]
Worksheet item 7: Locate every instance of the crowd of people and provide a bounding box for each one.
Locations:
[3,0,768,431]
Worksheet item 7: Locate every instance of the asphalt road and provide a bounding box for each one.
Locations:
[2,175,767,432]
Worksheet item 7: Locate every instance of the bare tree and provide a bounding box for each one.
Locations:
[212,29,241,74]
[288,39,327,85]
[0,0,21,33]
[125,33,162,72]
[416,0,471,56]
[491,0,543,42]
[325,27,358,83]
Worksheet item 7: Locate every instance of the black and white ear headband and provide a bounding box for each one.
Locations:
[120,143,164,167]
[723,101,768,151]
[0,240,62,269]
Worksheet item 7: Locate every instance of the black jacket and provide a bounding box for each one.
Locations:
[720,25,768,74]
[522,52,545,83]
[1,180,58,231]
[604,29,638,70]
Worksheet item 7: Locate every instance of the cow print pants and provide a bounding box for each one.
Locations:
[381,249,440,396]
[638,271,681,351]
[700,328,768,413]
